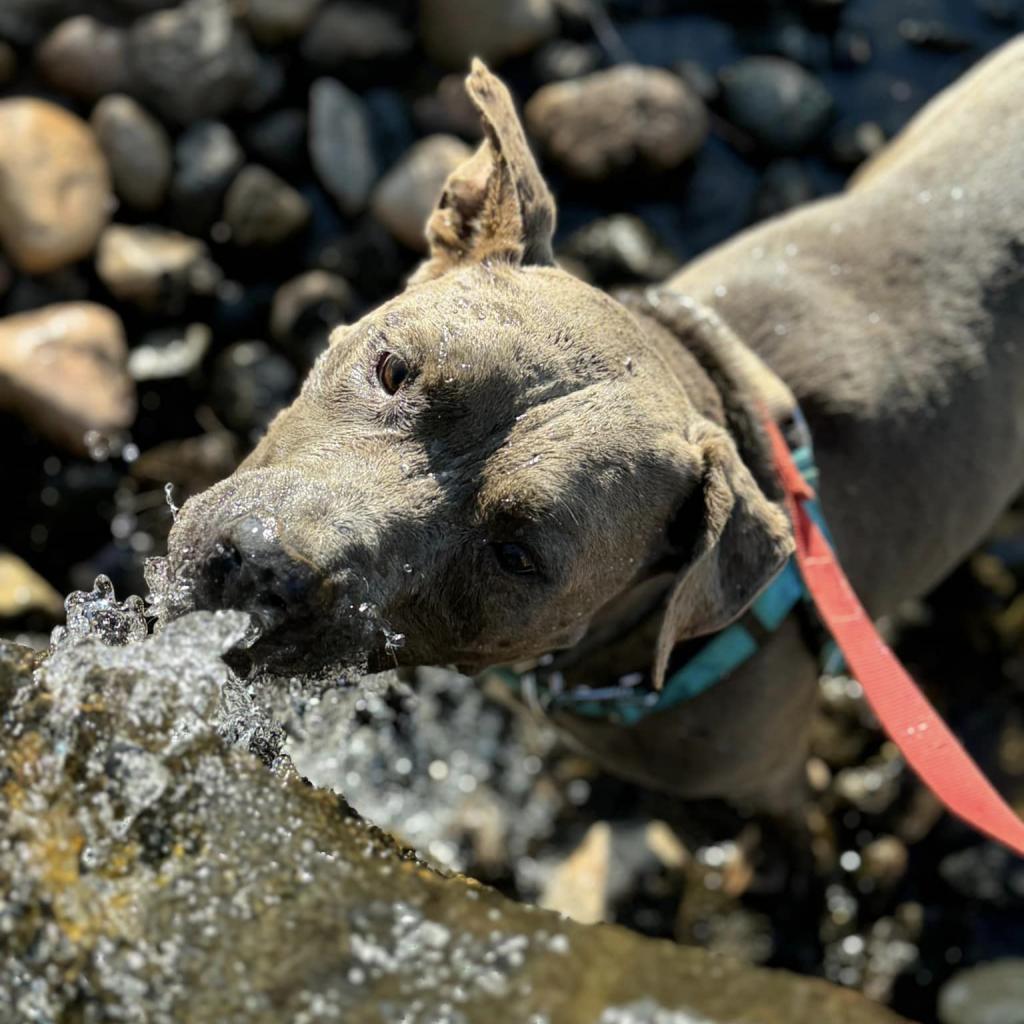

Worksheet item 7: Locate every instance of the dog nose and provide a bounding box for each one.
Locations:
[201,515,323,619]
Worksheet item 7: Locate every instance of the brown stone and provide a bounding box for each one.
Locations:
[420,0,557,69]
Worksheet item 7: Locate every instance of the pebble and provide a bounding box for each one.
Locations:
[169,120,244,236]
[243,108,308,174]
[244,0,323,44]
[270,270,355,356]
[719,56,834,155]
[858,835,909,889]
[532,39,602,83]
[35,16,128,102]
[96,224,218,312]
[309,78,377,216]
[525,65,709,181]
[127,323,212,382]
[132,430,242,496]
[0,302,134,453]
[420,0,558,69]
[370,135,473,252]
[938,959,1024,1024]
[90,95,173,212]
[833,27,873,69]
[898,19,975,53]
[539,822,611,924]
[0,551,64,621]
[752,159,817,221]
[558,214,677,286]
[413,74,484,140]
[126,0,258,125]
[221,165,310,247]
[0,40,17,85]
[300,1,413,68]
[210,340,298,438]
[0,99,112,274]
[828,121,886,169]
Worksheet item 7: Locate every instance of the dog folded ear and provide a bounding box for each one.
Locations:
[652,426,794,689]
[409,59,556,284]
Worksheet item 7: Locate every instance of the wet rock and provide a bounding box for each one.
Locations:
[126,0,259,125]
[132,430,240,496]
[239,51,286,114]
[309,78,377,216]
[0,617,911,1024]
[243,108,308,174]
[314,215,409,298]
[0,41,15,85]
[858,835,909,889]
[752,160,817,221]
[270,270,355,359]
[421,0,558,69]
[532,39,602,82]
[938,960,1024,1024]
[210,340,298,438]
[559,214,677,286]
[0,303,134,454]
[90,95,173,212]
[364,89,416,175]
[301,1,413,68]
[96,225,218,312]
[35,16,127,102]
[719,56,834,156]
[4,267,89,314]
[370,135,473,252]
[540,821,612,924]
[0,99,112,274]
[413,73,485,140]
[169,120,244,236]
[525,65,708,182]
[0,552,63,621]
[898,19,975,53]
[828,121,887,169]
[127,323,212,382]
[221,165,310,247]
[244,0,322,44]
[938,844,1024,906]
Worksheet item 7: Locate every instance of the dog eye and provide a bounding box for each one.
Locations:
[376,351,409,394]
[492,542,539,577]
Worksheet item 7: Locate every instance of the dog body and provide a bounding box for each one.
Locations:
[169,40,1024,810]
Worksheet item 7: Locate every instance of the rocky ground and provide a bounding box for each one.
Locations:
[0,1,1022,1022]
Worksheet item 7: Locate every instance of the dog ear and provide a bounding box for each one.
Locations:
[652,425,794,689]
[409,58,556,284]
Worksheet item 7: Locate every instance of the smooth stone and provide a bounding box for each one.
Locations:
[828,121,887,169]
[752,159,817,221]
[95,224,218,311]
[244,0,322,44]
[719,56,834,156]
[0,303,134,453]
[169,120,244,236]
[210,340,298,437]
[412,73,484,140]
[525,65,708,181]
[532,39,602,83]
[132,430,241,497]
[243,108,308,174]
[221,165,310,247]
[90,94,172,212]
[559,214,677,286]
[0,552,63,621]
[309,78,377,216]
[370,134,473,252]
[127,323,211,382]
[35,15,127,101]
[126,0,258,125]
[420,0,557,68]
[300,1,413,67]
[270,270,355,347]
[0,40,17,85]
[938,960,1024,1024]
[0,99,112,274]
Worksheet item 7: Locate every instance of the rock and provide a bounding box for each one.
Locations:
[421,0,558,69]
[300,1,413,68]
[370,135,473,252]
[559,214,677,286]
[858,835,909,889]
[35,16,127,101]
[126,0,258,125]
[898,19,975,53]
[221,165,310,247]
[244,0,322,44]
[532,39,602,83]
[719,57,834,156]
[0,621,911,1024]
[210,340,298,437]
[828,121,887,169]
[169,120,244,236]
[752,159,817,221]
[833,27,873,68]
[0,40,17,85]
[413,73,484,140]
[525,65,708,181]
[309,78,377,216]
[938,960,1024,1024]
[243,108,308,174]
[364,89,415,173]
[270,270,355,361]
[4,267,89,314]
[127,323,211,382]
[0,99,112,274]
[313,215,409,298]
[0,303,134,454]
[240,52,286,114]
[96,225,218,311]
[540,822,612,924]
[90,95,172,212]
[132,430,241,496]
[0,552,63,621]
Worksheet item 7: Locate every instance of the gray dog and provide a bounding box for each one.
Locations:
[168,40,1024,812]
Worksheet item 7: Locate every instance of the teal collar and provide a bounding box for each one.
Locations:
[499,407,834,726]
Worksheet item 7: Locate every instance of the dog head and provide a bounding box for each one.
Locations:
[167,61,792,679]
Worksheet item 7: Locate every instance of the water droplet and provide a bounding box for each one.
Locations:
[164,482,179,520]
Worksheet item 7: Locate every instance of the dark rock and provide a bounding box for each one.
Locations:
[938,960,1024,1024]
[559,215,677,286]
[239,52,286,114]
[939,844,1024,906]
[300,1,413,68]
[828,121,887,169]
[132,429,241,496]
[976,0,1021,27]
[35,15,127,102]
[898,19,976,54]
[126,323,212,382]
[90,95,172,213]
[364,89,415,173]
[243,108,309,174]
[221,165,310,247]
[526,65,709,182]
[752,160,817,221]
[532,39,602,82]
[210,340,298,437]
[676,59,719,103]
[270,270,355,364]
[126,0,259,125]
[738,18,830,70]
[169,120,244,237]
[833,27,873,69]
[314,215,409,298]
[4,268,90,314]
[413,73,485,140]
[719,56,834,156]
[0,40,17,84]
[244,0,322,44]
[309,78,377,216]
[421,0,558,69]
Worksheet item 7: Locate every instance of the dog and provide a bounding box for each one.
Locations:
[167,40,1024,812]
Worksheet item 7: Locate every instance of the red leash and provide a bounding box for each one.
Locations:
[764,416,1024,857]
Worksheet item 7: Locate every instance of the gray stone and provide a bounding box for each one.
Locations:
[244,0,323,44]
[90,94,172,212]
[526,65,708,181]
[221,165,310,247]
[371,134,472,251]
[420,0,558,69]
[938,960,1024,1024]
[0,40,17,85]
[301,1,413,67]
[169,120,244,236]
[126,0,259,125]
[35,15,127,102]
[271,269,355,345]
[559,215,678,286]
[309,77,377,216]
